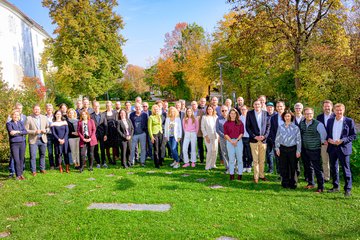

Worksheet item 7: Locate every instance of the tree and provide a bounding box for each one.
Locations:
[41,0,127,99]
[123,64,148,93]
[228,0,341,90]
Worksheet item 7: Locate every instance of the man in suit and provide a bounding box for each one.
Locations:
[91,101,108,168]
[294,102,304,126]
[316,100,335,182]
[130,103,148,167]
[268,101,285,175]
[246,100,271,183]
[235,97,244,114]
[300,107,327,193]
[82,98,94,115]
[326,103,357,197]
[25,104,50,176]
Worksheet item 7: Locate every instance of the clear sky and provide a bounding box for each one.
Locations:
[7,0,231,68]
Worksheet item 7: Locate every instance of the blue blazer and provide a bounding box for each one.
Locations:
[316,113,335,126]
[326,117,357,156]
[6,120,27,143]
[268,112,279,143]
[246,110,270,143]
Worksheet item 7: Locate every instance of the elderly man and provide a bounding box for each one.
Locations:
[294,102,304,126]
[216,105,229,173]
[326,103,357,197]
[25,104,50,176]
[316,100,335,182]
[198,98,207,113]
[130,103,149,166]
[300,107,327,193]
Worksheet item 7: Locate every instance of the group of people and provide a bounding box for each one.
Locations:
[6,96,357,197]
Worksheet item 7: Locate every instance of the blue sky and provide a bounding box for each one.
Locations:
[7,0,231,68]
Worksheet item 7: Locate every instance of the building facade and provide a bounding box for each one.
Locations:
[0,0,50,88]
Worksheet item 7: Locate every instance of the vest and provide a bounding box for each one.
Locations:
[300,120,321,150]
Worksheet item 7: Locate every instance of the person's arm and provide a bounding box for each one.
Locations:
[195,118,199,134]
[25,117,36,135]
[164,118,169,139]
[89,120,97,139]
[176,118,182,141]
[263,115,271,140]
[340,118,357,145]
[51,126,60,141]
[215,118,224,138]
[274,127,281,152]
[64,124,69,139]
[246,113,255,139]
[129,120,134,137]
[19,122,28,135]
[201,117,208,138]
[117,121,126,139]
[296,127,301,154]
[317,122,327,144]
[77,122,85,142]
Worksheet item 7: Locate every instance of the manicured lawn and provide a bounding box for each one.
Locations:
[0,159,359,240]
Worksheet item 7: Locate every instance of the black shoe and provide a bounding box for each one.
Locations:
[89,168,93,171]
[344,191,351,197]
[328,188,340,193]
[8,174,15,179]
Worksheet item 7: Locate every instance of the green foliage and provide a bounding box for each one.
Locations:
[351,134,360,175]
[41,0,127,99]
[54,93,74,109]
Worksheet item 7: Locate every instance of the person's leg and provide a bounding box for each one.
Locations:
[10,143,21,177]
[47,134,55,168]
[310,149,324,190]
[29,143,38,173]
[197,137,204,163]
[321,144,330,181]
[211,139,218,168]
[279,146,289,188]
[235,140,243,175]
[259,142,267,179]
[302,149,314,186]
[219,137,229,170]
[153,134,160,168]
[170,137,179,163]
[130,134,140,165]
[338,151,352,192]
[182,132,191,164]
[8,155,15,177]
[250,142,259,180]
[80,146,87,171]
[266,142,274,173]
[93,141,100,165]
[190,132,197,163]
[39,141,47,171]
[88,144,95,170]
[204,140,212,170]
[226,141,235,175]
[139,133,147,165]
[99,139,106,165]
[288,147,298,188]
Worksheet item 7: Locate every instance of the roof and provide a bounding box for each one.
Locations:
[0,0,51,38]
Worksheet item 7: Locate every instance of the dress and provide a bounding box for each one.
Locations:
[105,111,118,148]
[51,124,69,155]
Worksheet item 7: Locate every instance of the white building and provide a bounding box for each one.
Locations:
[0,0,50,88]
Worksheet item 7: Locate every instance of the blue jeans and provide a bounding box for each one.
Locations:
[131,133,147,164]
[266,142,275,173]
[168,136,179,162]
[227,139,243,175]
[29,139,47,172]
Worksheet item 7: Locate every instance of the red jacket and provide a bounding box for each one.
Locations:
[77,119,98,147]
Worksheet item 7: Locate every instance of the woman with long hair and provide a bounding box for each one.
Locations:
[201,105,218,170]
[117,109,134,168]
[78,110,97,172]
[148,104,164,168]
[224,108,244,180]
[164,106,182,169]
[51,110,69,173]
[182,107,199,168]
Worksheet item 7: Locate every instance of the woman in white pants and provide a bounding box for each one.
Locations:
[201,105,218,170]
[182,107,199,168]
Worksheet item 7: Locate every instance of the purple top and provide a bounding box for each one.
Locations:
[224,120,244,139]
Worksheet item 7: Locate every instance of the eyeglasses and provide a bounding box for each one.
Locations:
[142,106,148,108]
[221,110,227,112]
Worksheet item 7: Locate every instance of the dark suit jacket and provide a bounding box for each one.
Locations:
[117,119,134,141]
[316,113,335,127]
[268,112,280,144]
[294,116,305,127]
[6,120,27,143]
[326,117,357,156]
[91,112,108,138]
[246,110,270,143]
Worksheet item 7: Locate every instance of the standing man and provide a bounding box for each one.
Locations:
[240,105,253,173]
[198,98,207,113]
[294,103,304,126]
[82,98,94,115]
[91,101,108,168]
[224,99,232,110]
[125,101,133,118]
[45,103,56,169]
[268,101,285,175]
[25,104,50,176]
[300,107,327,193]
[216,105,229,173]
[246,100,270,183]
[258,95,267,111]
[129,103,148,167]
[265,102,276,173]
[316,100,335,182]
[211,97,221,117]
[326,103,357,197]
[75,100,83,119]
[115,101,122,114]
[235,97,244,113]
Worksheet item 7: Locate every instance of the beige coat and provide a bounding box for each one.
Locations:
[201,115,218,140]
[25,114,50,144]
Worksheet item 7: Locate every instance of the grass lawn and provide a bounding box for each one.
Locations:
[0,158,359,240]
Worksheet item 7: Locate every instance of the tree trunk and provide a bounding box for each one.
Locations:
[294,45,301,89]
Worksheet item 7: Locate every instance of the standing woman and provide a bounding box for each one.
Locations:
[275,110,301,189]
[224,108,244,180]
[117,109,134,168]
[182,107,199,168]
[78,110,97,172]
[201,105,219,170]
[6,110,27,180]
[164,107,182,169]
[67,109,80,169]
[148,104,164,168]
[51,110,69,173]
[240,105,253,173]
[104,101,118,164]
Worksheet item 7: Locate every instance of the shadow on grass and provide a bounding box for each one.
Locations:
[115,178,136,191]
[284,225,360,239]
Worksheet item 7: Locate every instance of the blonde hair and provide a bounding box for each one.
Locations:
[184,107,195,125]
[167,106,179,118]
[334,103,345,110]
[151,104,159,115]
[67,108,78,119]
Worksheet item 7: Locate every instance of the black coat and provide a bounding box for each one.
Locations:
[117,119,134,141]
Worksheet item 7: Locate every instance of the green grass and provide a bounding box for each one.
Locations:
[0,159,359,240]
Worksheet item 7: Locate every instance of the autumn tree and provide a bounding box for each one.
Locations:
[228,0,341,90]
[41,0,127,99]
[123,64,148,93]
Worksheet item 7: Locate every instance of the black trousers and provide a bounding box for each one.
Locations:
[120,139,132,167]
[10,142,25,177]
[153,133,164,168]
[197,136,204,163]
[302,148,324,190]
[242,137,253,168]
[279,145,298,188]
[80,143,95,169]
[94,137,106,165]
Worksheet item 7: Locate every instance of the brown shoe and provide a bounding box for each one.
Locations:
[59,166,63,173]
[20,175,25,180]
[32,172,37,176]
[66,164,70,173]
[254,178,259,184]
[304,184,315,189]
[230,174,235,181]
[237,175,242,180]
[260,177,268,182]
[315,189,324,193]
[40,170,47,174]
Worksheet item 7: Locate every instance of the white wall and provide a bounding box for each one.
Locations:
[0,2,48,88]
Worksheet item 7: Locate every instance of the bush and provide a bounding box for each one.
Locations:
[55,93,74,109]
[351,134,360,177]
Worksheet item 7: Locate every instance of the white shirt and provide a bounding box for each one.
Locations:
[277,113,284,126]
[240,115,249,138]
[332,117,344,141]
[255,110,262,131]
[295,115,303,125]
[324,113,332,127]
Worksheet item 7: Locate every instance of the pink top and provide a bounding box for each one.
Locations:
[182,117,199,133]
[224,120,244,139]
